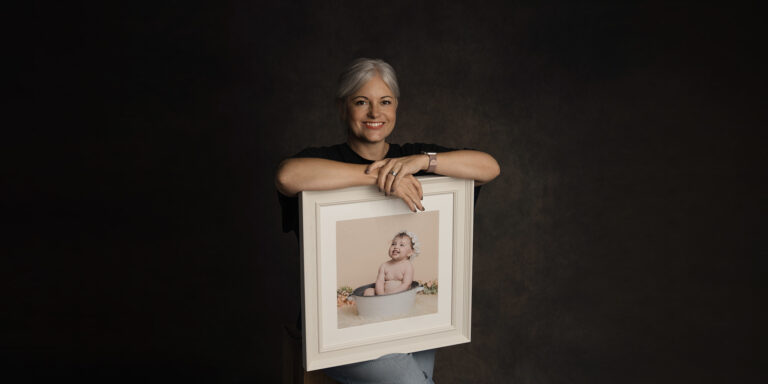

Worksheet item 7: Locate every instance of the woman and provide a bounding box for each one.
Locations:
[276,58,499,383]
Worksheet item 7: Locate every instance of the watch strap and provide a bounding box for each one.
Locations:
[423,151,438,173]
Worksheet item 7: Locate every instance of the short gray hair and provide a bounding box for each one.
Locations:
[336,58,400,102]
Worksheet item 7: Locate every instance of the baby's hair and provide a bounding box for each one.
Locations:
[393,230,421,258]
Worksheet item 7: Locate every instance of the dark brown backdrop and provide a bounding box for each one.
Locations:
[9,1,762,382]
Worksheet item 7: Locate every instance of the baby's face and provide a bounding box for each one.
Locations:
[388,235,414,261]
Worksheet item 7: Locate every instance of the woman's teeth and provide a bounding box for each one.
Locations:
[365,122,383,127]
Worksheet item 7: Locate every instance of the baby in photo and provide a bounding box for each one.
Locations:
[364,231,420,296]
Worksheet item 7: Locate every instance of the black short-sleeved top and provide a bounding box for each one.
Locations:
[278,142,481,237]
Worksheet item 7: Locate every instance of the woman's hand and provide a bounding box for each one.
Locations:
[366,155,428,196]
[388,174,425,212]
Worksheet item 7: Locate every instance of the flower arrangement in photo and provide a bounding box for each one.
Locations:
[417,279,438,295]
[337,286,355,307]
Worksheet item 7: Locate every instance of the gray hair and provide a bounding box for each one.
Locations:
[336,58,400,102]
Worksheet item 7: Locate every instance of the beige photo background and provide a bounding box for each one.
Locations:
[337,211,439,290]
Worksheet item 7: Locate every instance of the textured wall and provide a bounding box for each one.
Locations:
[12,1,761,383]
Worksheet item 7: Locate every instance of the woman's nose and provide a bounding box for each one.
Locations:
[367,103,379,117]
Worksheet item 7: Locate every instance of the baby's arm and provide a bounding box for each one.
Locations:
[400,262,414,292]
[374,264,387,295]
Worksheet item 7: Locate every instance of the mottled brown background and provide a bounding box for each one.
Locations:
[9,1,762,383]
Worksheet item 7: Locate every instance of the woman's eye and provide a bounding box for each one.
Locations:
[354,100,367,106]
[381,100,391,105]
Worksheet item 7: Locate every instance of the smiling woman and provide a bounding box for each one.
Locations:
[275,58,500,384]
[275,59,499,209]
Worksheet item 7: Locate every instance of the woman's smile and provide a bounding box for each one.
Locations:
[364,121,385,129]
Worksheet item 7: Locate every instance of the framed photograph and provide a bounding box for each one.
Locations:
[299,176,474,370]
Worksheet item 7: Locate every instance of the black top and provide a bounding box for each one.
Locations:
[278,142,482,236]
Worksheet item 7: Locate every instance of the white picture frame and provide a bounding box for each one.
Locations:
[299,176,474,371]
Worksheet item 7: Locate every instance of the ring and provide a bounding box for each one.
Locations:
[390,170,398,176]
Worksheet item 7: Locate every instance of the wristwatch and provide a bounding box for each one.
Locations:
[422,151,437,173]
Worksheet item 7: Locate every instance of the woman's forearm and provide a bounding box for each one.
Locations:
[430,150,500,185]
[276,149,500,196]
[275,158,378,196]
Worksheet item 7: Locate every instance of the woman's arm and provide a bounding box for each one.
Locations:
[427,150,501,185]
[276,157,427,212]
[367,150,501,194]
[275,158,377,197]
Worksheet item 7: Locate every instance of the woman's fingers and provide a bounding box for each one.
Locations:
[393,176,424,212]
[374,159,389,192]
[365,159,386,175]
[401,195,417,212]
[370,159,393,193]
[414,176,423,200]
[408,178,425,211]
[385,163,403,194]
[392,167,423,200]
[371,156,426,196]
[377,159,396,194]
[406,182,424,211]
[394,187,417,212]
[391,163,408,193]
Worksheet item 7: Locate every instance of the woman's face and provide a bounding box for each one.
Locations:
[345,74,397,145]
[389,235,413,261]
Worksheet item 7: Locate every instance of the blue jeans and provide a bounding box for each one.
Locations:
[323,349,436,384]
